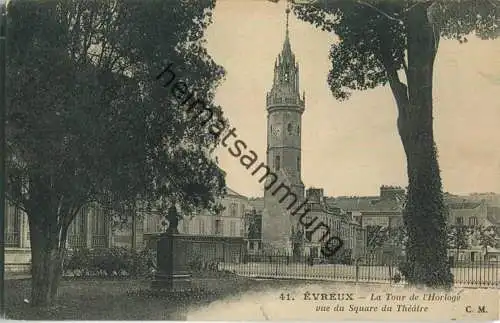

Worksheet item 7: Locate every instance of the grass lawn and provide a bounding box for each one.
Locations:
[6,273,310,320]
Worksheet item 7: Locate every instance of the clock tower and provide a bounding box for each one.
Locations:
[262,5,306,253]
[265,6,305,201]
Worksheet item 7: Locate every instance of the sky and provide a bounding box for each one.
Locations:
[204,0,500,198]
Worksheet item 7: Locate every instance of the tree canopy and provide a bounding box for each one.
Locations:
[294,0,499,101]
[6,0,227,305]
[291,0,499,288]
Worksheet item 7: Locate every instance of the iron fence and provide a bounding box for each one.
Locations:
[218,250,499,288]
[68,234,87,249]
[5,231,20,247]
[91,234,108,248]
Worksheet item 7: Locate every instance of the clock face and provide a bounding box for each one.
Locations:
[272,126,281,137]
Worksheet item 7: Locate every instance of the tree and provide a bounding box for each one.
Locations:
[474,225,498,259]
[446,225,472,260]
[291,0,499,288]
[366,225,389,251]
[246,210,261,239]
[387,226,407,248]
[291,224,305,259]
[6,0,226,306]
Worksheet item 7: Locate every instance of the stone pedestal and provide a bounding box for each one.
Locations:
[151,233,193,292]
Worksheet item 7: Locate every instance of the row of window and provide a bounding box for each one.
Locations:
[5,203,109,248]
[227,202,245,218]
[304,217,362,249]
[183,218,239,237]
[455,216,478,226]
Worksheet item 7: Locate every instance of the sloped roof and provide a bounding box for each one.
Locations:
[448,202,481,210]
[225,187,247,199]
[325,196,403,213]
[486,246,500,254]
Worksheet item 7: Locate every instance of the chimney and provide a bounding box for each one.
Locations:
[306,188,324,204]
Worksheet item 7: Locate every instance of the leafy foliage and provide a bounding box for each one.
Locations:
[365,225,406,257]
[7,0,227,218]
[386,226,408,249]
[246,210,262,240]
[291,0,499,288]
[6,0,227,305]
[63,247,156,278]
[474,225,499,253]
[294,0,500,100]
[446,225,472,251]
[366,225,389,250]
[291,224,305,257]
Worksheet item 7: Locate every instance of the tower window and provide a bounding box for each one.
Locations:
[287,123,292,135]
[284,73,289,82]
[275,155,281,171]
[297,125,300,134]
[297,157,300,170]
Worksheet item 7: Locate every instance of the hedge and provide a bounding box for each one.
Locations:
[63,247,156,278]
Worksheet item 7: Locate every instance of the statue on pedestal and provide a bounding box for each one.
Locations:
[152,201,193,292]
[163,203,181,234]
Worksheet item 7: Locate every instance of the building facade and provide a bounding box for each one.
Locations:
[143,187,249,238]
[5,187,250,273]
[328,186,406,264]
[447,200,500,262]
[303,188,366,260]
[5,201,136,273]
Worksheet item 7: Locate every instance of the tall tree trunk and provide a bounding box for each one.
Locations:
[27,206,68,307]
[395,5,453,288]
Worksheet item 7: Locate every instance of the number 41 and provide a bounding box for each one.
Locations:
[280,293,292,301]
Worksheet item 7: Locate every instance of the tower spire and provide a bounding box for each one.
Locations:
[282,1,292,62]
[285,1,290,39]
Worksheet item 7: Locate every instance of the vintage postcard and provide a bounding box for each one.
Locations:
[2,0,500,321]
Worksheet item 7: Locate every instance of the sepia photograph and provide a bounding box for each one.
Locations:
[1,0,499,320]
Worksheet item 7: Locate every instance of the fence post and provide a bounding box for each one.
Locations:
[355,258,359,283]
[222,241,226,263]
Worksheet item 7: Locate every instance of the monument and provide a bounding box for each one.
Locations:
[151,204,193,292]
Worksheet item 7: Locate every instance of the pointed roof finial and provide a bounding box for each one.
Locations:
[285,0,290,38]
[281,0,292,60]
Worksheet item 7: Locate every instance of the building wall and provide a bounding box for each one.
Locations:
[300,189,366,259]
[179,214,244,237]
[181,192,248,237]
[143,191,250,239]
[5,200,139,273]
[448,202,489,227]
[359,213,403,228]
[447,202,499,262]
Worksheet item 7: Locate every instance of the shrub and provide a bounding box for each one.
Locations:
[64,248,92,277]
[63,247,155,279]
[398,260,411,281]
[187,258,204,272]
